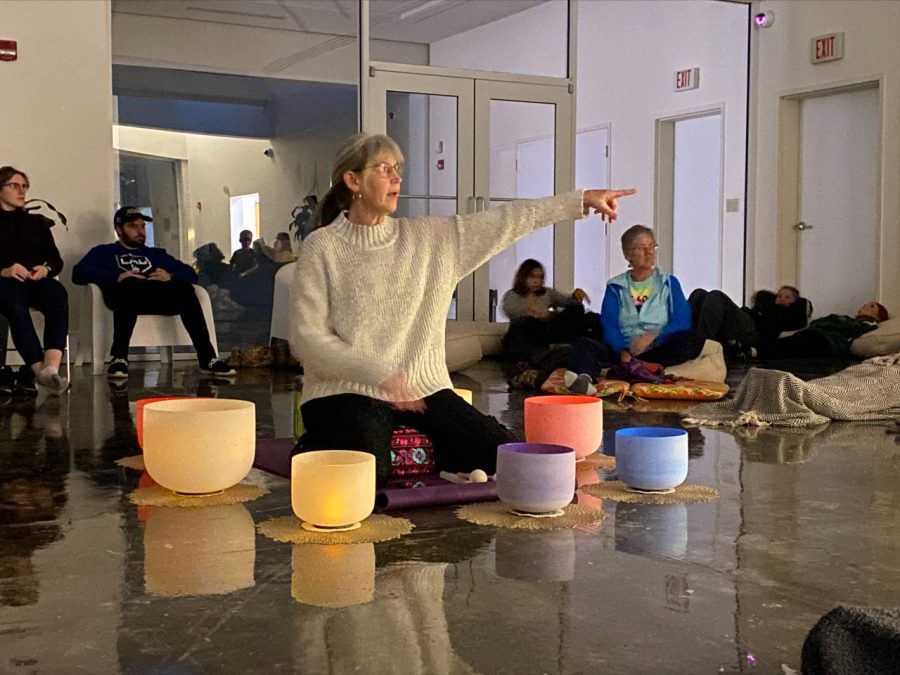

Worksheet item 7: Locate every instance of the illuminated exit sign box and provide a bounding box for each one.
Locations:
[674,67,700,92]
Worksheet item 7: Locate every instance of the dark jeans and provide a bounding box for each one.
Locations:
[568,328,705,377]
[296,389,518,483]
[102,279,215,362]
[0,278,68,366]
[763,329,834,359]
[502,306,599,362]
[688,288,759,351]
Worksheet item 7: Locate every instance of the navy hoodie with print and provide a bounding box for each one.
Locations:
[72,242,197,288]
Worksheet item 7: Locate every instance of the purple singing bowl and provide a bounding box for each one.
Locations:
[495,442,576,514]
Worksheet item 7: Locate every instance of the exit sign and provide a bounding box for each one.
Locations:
[811,32,844,64]
[674,67,700,92]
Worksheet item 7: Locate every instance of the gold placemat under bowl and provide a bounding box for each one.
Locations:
[128,483,269,507]
[457,501,605,530]
[581,481,718,504]
[578,452,615,469]
[257,514,414,544]
[116,455,145,471]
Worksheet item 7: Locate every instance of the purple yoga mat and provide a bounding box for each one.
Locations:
[253,437,498,511]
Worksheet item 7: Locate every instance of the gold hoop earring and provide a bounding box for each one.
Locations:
[352,191,362,200]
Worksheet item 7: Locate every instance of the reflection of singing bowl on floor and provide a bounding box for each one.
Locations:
[525,395,603,460]
[292,451,375,531]
[496,442,575,514]
[614,502,688,559]
[144,504,255,596]
[136,396,193,449]
[615,427,688,491]
[143,398,256,495]
[292,543,375,608]
[494,529,575,582]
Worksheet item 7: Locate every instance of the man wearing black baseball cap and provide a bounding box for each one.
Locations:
[72,207,235,379]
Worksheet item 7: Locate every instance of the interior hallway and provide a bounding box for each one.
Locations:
[0,357,898,673]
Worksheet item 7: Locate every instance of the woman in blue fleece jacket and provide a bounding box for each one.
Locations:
[564,225,704,394]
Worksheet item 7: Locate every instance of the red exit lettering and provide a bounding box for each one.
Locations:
[816,36,834,60]
[676,70,690,89]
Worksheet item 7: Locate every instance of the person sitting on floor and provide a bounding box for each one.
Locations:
[0,166,68,396]
[564,224,704,395]
[71,206,236,379]
[500,258,593,362]
[290,131,635,484]
[760,301,888,359]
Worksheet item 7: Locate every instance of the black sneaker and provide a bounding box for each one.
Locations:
[0,366,14,395]
[107,358,129,379]
[201,357,236,376]
[14,366,37,396]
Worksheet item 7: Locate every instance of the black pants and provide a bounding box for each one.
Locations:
[763,329,835,359]
[0,278,68,366]
[296,389,518,483]
[568,328,705,377]
[103,279,215,362]
[688,289,759,352]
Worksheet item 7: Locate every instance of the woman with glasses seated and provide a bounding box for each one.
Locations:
[564,224,703,395]
[290,132,635,484]
[0,166,68,395]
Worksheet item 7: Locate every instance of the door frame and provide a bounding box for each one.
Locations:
[653,104,726,288]
[365,62,574,322]
[776,77,883,295]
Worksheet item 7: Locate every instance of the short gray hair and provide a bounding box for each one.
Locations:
[621,224,655,252]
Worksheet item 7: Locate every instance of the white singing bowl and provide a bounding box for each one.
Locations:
[291,450,376,531]
[142,398,256,495]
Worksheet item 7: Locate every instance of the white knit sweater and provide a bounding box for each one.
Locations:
[290,190,586,404]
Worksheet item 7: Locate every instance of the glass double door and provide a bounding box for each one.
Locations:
[367,65,573,322]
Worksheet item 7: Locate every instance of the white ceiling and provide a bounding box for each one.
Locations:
[111,0,549,44]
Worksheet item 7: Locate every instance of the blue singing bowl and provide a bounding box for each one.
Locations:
[615,427,688,491]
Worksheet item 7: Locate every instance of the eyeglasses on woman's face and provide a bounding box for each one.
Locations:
[628,243,658,255]
[2,182,29,192]
[364,162,404,179]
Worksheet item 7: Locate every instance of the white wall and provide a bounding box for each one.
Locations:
[749,0,900,312]
[0,0,116,332]
[115,125,350,259]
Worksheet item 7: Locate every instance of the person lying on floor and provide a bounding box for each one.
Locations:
[500,258,594,362]
[688,288,760,359]
[564,224,704,395]
[289,132,635,484]
[759,302,888,359]
[748,285,812,347]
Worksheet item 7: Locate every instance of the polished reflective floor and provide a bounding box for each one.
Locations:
[1,358,898,674]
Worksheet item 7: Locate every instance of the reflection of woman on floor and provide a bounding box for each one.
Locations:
[500,258,592,361]
[290,133,635,483]
[565,225,703,395]
[761,302,888,359]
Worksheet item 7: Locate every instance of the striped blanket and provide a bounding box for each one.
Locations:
[684,354,900,428]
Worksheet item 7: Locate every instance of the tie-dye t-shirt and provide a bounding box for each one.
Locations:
[627,273,659,312]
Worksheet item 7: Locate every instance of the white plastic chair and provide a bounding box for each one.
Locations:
[269,262,295,343]
[75,283,218,375]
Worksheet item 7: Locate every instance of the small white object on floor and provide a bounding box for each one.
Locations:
[468,469,488,483]
[438,471,468,485]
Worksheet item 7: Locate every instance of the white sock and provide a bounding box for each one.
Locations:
[563,370,579,388]
[566,372,597,396]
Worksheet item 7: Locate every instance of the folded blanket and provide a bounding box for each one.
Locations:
[684,356,900,427]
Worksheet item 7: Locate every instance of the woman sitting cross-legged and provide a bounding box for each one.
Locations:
[564,224,704,395]
[500,258,593,362]
[290,132,635,484]
[0,166,68,395]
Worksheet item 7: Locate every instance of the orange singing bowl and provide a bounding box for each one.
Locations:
[524,395,604,460]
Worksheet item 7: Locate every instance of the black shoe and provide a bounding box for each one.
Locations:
[200,357,236,376]
[107,358,129,379]
[14,367,37,396]
[0,366,14,395]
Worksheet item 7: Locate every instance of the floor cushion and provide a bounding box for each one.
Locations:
[540,367,728,401]
[667,339,727,383]
[850,317,900,358]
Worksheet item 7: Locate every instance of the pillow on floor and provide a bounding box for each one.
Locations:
[631,380,729,401]
[666,339,727,383]
[850,317,900,358]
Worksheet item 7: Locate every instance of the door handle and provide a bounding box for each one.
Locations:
[475,196,486,212]
[467,195,476,214]
[793,221,814,231]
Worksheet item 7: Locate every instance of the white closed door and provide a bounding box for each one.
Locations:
[797,87,880,316]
